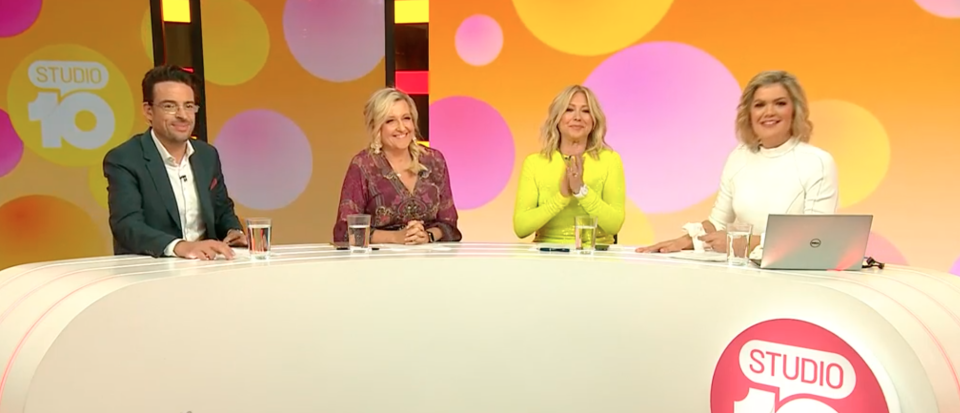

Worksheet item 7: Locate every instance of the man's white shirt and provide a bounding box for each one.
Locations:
[151,131,206,256]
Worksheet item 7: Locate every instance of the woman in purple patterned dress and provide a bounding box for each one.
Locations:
[333,88,462,244]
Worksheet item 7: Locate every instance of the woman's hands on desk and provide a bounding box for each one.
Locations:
[636,235,693,253]
[700,232,760,257]
[400,221,429,244]
[636,230,757,256]
[383,221,442,245]
[696,231,724,252]
[635,232,741,254]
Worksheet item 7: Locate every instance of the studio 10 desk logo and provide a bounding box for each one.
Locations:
[710,319,891,413]
[7,44,134,167]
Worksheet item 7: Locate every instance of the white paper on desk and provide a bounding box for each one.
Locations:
[664,250,727,262]
[228,249,279,259]
[373,244,451,252]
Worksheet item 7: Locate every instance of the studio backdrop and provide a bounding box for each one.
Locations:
[0,0,153,269]
[200,0,386,245]
[428,0,960,274]
[0,0,388,269]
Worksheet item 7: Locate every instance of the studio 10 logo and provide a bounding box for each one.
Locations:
[6,44,134,167]
[710,319,891,413]
[27,60,115,149]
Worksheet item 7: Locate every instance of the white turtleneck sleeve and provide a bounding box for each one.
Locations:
[707,139,839,235]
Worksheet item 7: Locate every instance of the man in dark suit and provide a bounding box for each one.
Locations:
[103,65,246,259]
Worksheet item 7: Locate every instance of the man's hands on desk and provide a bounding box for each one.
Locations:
[223,229,247,247]
[173,229,247,260]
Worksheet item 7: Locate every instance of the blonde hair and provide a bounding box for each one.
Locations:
[539,85,610,160]
[735,70,813,151]
[365,87,425,172]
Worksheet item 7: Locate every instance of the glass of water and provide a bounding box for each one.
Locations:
[726,222,753,266]
[245,217,272,259]
[574,215,598,253]
[346,214,372,252]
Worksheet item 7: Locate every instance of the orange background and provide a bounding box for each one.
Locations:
[430,0,960,273]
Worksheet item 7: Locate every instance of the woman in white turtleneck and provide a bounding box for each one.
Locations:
[637,70,839,255]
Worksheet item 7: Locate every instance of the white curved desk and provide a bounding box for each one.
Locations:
[0,243,958,413]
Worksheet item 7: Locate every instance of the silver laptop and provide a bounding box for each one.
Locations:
[758,214,873,271]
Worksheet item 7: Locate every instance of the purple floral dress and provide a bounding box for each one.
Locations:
[333,147,462,242]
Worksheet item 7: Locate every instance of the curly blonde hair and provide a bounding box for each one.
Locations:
[735,70,813,151]
[365,87,425,172]
[539,85,610,160]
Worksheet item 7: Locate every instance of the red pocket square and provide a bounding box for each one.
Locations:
[209,177,218,190]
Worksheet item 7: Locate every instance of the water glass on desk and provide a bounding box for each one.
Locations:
[347,214,372,252]
[574,215,598,253]
[246,217,272,259]
[726,223,753,266]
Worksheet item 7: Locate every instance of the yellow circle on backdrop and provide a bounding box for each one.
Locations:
[88,164,109,209]
[809,100,891,208]
[201,0,270,86]
[5,44,135,167]
[512,0,674,56]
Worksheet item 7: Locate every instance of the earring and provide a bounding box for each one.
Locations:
[370,134,382,153]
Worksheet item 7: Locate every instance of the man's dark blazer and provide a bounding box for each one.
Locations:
[103,129,243,257]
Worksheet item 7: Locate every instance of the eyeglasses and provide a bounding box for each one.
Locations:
[152,102,200,114]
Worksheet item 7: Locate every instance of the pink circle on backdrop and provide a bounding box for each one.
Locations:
[283,0,384,82]
[951,256,960,276]
[0,0,41,37]
[583,41,741,214]
[0,109,24,177]
[455,14,504,66]
[914,0,960,18]
[429,96,515,210]
[866,232,908,265]
[213,109,313,210]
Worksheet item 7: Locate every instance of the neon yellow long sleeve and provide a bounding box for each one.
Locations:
[512,150,626,244]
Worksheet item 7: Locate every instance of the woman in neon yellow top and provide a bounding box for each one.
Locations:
[513,85,626,244]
